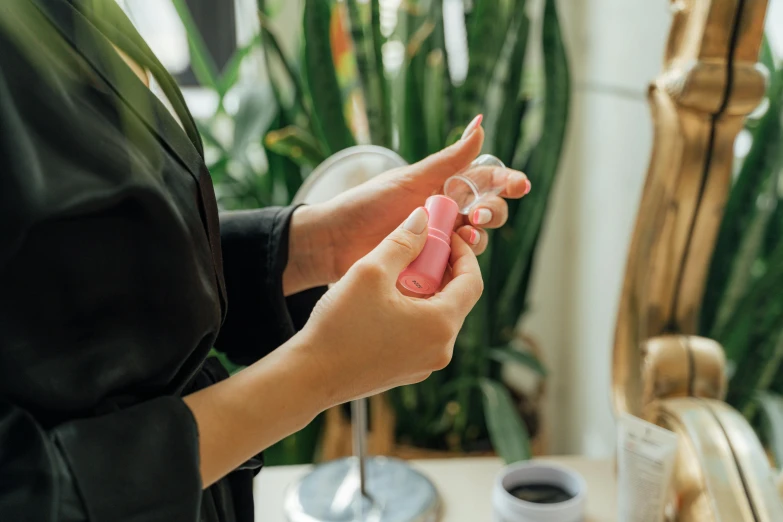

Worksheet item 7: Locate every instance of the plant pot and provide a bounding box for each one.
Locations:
[319,360,547,462]
[390,444,496,460]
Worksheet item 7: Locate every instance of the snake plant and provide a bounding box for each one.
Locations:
[175,0,570,464]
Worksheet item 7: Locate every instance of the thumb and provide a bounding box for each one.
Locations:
[363,207,429,277]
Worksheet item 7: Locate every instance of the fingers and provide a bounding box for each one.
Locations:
[502,169,532,198]
[430,234,483,315]
[456,225,489,255]
[463,166,530,199]
[361,207,430,279]
[468,197,508,229]
[404,117,486,188]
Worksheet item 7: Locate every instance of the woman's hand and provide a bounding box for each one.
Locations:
[298,206,483,403]
[283,116,531,294]
[185,208,482,487]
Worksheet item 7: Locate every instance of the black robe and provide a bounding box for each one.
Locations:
[0,1,324,520]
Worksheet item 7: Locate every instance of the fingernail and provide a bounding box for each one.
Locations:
[403,207,429,234]
[510,172,527,185]
[472,208,492,225]
[523,179,532,196]
[460,114,483,140]
[469,228,480,245]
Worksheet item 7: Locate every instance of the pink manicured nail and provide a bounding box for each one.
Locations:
[472,208,492,225]
[460,114,483,140]
[523,179,532,196]
[403,207,429,234]
[469,228,480,245]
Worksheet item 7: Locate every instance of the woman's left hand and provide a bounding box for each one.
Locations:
[284,116,531,293]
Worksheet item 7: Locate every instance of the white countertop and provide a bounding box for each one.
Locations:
[254,456,617,521]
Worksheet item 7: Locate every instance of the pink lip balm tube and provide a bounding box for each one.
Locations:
[398,195,460,295]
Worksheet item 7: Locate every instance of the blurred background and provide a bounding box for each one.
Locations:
[116,0,783,468]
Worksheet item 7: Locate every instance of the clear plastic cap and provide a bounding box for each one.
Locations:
[443,154,506,214]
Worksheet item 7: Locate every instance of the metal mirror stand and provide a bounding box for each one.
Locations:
[284,146,440,522]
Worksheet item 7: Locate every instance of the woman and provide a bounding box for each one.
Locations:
[0,1,531,521]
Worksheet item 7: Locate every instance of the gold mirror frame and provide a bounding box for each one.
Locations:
[611,0,783,519]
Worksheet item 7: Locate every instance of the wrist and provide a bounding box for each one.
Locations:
[242,329,339,420]
[283,204,338,295]
[283,329,341,412]
[185,332,333,485]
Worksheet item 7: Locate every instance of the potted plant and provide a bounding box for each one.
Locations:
[173,0,570,465]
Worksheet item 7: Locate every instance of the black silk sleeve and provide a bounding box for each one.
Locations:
[216,207,327,365]
[0,398,202,522]
[0,23,203,521]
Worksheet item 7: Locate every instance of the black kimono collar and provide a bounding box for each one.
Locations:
[29,0,205,185]
[29,0,228,315]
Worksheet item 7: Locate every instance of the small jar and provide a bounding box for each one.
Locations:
[493,462,587,522]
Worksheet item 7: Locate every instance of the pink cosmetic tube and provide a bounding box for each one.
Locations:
[398,195,460,295]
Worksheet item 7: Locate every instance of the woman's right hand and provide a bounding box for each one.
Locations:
[185,207,482,487]
[298,206,484,407]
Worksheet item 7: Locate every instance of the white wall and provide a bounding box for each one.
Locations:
[523,0,670,457]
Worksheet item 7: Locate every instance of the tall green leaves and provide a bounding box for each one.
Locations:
[389,0,568,455]
[424,49,446,153]
[493,10,530,165]
[170,0,220,92]
[398,8,435,162]
[347,0,390,146]
[176,0,569,461]
[458,0,505,122]
[495,0,569,332]
[302,0,355,154]
[480,379,532,463]
[258,12,308,125]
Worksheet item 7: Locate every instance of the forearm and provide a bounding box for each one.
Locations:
[283,204,337,295]
[183,331,332,487]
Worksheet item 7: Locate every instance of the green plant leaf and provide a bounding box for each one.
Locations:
[496,0,570,328]
[232,86,278,154]
[424,49,446,153]
[208,348,245,374]
[206,154,229,185]
[347,0,390,146]
[457,0,505,122]
[398,11,434,162]
[302,0,356,154]
[264,125,327,167]
[493,10,530,165]
[265,114,305,203]
[264,415,325,466]
[757,392,783,468]
[720,240,783,413]
[217,35,261,98]
[171,0,220,92]
[760,36,775,82]
[445,126,463,146]
[196,119,228,153]
[259,12,309,123]
[711,167,781,337]
[488,347,547,376]
[371,0,392,146]
[258,0,286,18]
[479,378,531,463]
